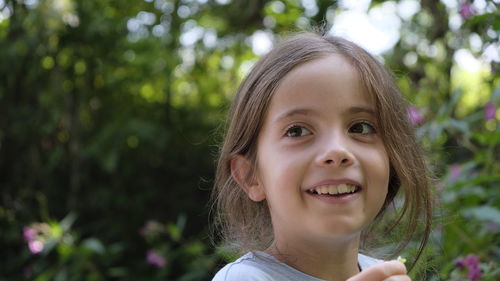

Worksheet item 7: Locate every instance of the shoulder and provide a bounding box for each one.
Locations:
[358,253,385,270]
[212,252,275,281]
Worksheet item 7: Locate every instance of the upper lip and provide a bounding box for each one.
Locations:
[305,178,362,190]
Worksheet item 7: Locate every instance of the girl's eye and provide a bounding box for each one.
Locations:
[349,122,376,134]
[285,125,312,137]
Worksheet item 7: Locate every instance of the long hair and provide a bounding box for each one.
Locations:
[211,32,433,270]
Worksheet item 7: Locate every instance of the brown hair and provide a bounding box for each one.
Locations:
[211,32,433,270]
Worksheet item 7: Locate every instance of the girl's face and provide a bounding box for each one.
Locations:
[252,54,390,243]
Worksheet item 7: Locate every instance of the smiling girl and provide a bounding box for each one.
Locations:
[211,33,433,281]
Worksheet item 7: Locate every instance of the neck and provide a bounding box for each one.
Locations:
[265,234,361,281]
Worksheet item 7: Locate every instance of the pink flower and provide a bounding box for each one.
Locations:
[450,164,461,181]
[407,106,425,125]
[486,222,499,232]
[455,258,466,269]
[28,240,44,254]
[23,226,37,242]
[459,1,475,20]
[468,266,482,281]
[485,102,496,121]
[24,226,44,254]
[455,254,482,281]
[146,250,166,267]
[463,254,480,268]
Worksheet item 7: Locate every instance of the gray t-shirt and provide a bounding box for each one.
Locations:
[212,251,383,281]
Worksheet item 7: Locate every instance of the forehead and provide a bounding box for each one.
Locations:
[266,54,376,118]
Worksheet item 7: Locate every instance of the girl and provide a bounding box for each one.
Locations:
[211,33,433,281]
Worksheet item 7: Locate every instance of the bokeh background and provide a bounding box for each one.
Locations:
[0,0,499,280]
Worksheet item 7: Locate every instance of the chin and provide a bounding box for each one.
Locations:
[316,222,365,240]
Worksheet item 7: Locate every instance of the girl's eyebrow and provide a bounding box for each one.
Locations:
[275,108,316,122]
[347,106,376,115]
[275,106,376,122]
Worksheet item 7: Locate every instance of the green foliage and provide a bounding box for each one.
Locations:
[0,0,498,280]
[407,88,500,280]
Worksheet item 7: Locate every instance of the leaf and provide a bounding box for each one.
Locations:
[462,206,500,225]
[492,87,500,99]
[464,13,496,28]
[167,223,181,241]
[445,119,471,137]
[42,238,59,256]
[82,238,105,254]
[107,267,128,277]
[473,132,500,145]
[184,240,205,255]
[60,213,77,233]
[176,213,187,234]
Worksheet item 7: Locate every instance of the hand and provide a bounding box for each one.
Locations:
[346,261,410,281]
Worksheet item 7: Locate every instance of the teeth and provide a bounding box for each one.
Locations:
[313,184,357,195]
[338,184,346,194]
[317,187,326,194]
[327,186,338,195]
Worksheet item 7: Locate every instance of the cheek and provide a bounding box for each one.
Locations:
[256,147,308,193]
[362,145,390,192]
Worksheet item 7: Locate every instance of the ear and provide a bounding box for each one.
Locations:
[230,155,266,202]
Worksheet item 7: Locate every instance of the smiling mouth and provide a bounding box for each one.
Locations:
[306,184,361,196]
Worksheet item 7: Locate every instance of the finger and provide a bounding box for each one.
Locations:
[347,261,407,281]
[384,275,411,281]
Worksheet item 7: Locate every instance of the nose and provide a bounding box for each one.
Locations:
[315,135,354,167]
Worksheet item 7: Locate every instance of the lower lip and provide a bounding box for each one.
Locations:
[307,192,360,204]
